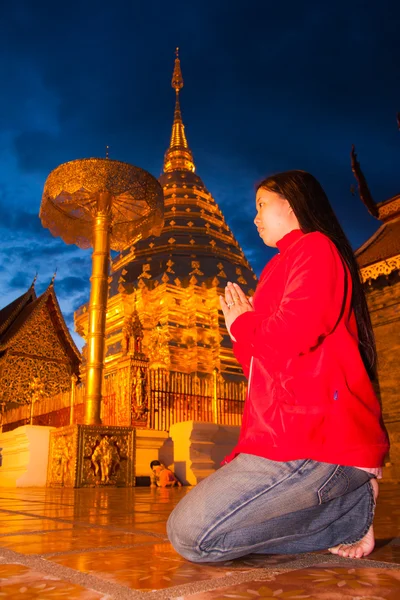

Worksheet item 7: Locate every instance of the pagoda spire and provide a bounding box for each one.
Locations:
[163,48,195,173]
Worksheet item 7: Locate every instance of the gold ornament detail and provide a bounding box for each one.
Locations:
[189,261,204,276]
[378,196,400,220]
[138,263,152,279]
[360,254,400,282]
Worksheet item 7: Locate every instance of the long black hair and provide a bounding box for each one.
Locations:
[257,170,376,380]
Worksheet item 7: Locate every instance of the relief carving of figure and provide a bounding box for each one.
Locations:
[55,435,73,485]
[131,367,148,423]
[122,313,144,356]
[91,436,120,484]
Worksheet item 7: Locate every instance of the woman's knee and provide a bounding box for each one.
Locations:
[167,502,214,562]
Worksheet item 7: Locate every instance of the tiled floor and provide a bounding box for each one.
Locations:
[0,484,398,599]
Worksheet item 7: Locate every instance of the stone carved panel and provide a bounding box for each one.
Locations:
[47,424,135,487]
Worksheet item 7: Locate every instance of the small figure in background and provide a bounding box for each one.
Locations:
[150,460,182,488]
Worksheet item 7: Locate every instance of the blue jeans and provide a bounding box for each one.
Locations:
[167,454,375,563]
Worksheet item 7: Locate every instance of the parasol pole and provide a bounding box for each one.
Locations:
[85,192,112,425]
[40,159,164,428]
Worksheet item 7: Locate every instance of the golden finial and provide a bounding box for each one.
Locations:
[171,47,184,92]
[31,273,38,287]
[51,269,57,285]
[106,145,109,159]
[163,48,195,173]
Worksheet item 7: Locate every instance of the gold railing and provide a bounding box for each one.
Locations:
[2,369,246,432]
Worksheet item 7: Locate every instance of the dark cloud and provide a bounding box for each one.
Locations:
[9,272,31,289]
[54,277,89,296]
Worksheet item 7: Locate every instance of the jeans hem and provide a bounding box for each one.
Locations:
[339,479,375,546]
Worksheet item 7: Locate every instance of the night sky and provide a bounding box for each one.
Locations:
[1,0,399,349]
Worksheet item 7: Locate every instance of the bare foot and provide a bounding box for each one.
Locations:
[328,478,378,559]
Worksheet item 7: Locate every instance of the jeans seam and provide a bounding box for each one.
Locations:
[317,465,349,504]
[198,459,310,553]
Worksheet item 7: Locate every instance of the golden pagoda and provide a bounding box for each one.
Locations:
[75,50,256,429]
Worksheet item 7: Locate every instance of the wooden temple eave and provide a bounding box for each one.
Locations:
[360,253,400,283]
[377,194,400,222]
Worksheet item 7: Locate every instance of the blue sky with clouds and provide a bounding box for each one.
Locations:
[1,0,399,349]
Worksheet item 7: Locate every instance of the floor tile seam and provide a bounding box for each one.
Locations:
[0,509,78,522]
[0,524,167,540]
[41,540,169,557]
[0,548,145,600]
[0,527,76,537]
[0,511,167,538]
[0,500,75,508]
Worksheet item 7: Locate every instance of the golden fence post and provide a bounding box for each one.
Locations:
[212,367,219,424]
[70,374,77,425]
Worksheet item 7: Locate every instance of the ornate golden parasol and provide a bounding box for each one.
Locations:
[40,158,164,425]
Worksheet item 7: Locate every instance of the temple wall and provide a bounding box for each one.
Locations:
[366,277,400,482]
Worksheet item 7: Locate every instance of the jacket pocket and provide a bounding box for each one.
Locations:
[317,465,349,504]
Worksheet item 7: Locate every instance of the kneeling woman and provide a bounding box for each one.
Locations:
[167,170,389,563]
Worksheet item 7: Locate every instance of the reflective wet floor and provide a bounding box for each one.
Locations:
[0,484,399,599]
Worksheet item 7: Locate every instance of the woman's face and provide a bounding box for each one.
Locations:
[254,187,299,247]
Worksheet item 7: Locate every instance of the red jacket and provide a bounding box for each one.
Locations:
[225,229,389,468]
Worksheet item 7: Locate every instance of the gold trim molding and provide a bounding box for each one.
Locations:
[360,253,400,282]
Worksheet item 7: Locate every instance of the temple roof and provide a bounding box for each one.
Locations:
[0,282,36,338]
[352,143,400,281]
[356,216,400,268]
[0,283,81,372]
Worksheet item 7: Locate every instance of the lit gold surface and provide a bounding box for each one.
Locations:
[47,424,135,488]
[164,49,195,173]
[40,158,164,251]
[85,193,111,424]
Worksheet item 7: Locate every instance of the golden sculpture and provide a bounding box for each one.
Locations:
[40,158,164,425]
[54,434,74,485]
[91,436,121,484]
